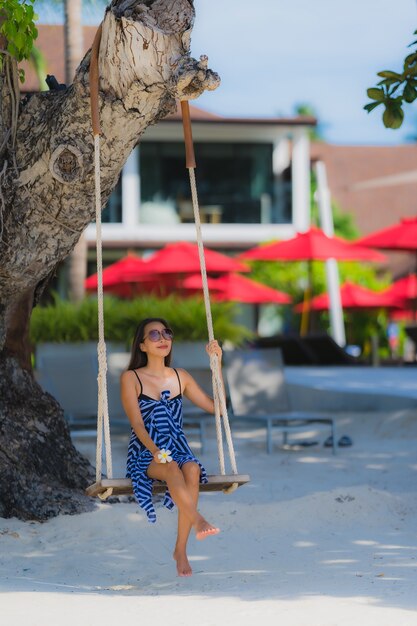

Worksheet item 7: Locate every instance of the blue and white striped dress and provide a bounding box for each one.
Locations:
[126,368,208,523]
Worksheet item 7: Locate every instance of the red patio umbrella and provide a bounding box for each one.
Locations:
[183,273,291,304]
[240,227,385,333]
[356,217,417,251]
[182,274,223,293]
[390,308,417,321]
[145,241,249,275]
[379,274,417,321]
[240,226,386,262]
[294,281,397,312]
[85,253,152,292]
[380,274,417,302]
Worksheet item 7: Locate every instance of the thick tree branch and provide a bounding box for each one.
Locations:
[0,0,219,349]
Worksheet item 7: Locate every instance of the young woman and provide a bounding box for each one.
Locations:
[120,317,221,577]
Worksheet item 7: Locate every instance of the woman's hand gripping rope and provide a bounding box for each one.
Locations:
[205,339,222,362]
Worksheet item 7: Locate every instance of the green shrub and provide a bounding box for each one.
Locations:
[30,294,251,346]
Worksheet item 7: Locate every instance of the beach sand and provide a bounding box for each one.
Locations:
[1,409,417,626]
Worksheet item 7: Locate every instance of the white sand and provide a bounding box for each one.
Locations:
[1,410,417,626]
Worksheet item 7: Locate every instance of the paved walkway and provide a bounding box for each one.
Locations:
[285,366,417,411]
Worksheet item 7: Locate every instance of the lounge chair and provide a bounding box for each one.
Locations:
[35,342,128,428]
[252,333,359,365]
[301,334,359,365]
[253,334,317,365]
[224,347,336,454]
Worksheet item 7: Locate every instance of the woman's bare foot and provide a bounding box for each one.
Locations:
[173,549,192,577]
[194,518,220,541]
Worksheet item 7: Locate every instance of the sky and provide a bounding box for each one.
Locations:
[37,0,417,145]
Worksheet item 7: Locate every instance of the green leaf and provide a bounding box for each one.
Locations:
[3,19,17,39]
[364,101,382,113]
[7,41,18,57]
[403,81,417,103]
[14,31,25,51]
[377,78,400,86]
[367,87,385,101]
[383,105,404,129]
[404,52,417,67]
[377,70,403,80]
[13,5,23,21]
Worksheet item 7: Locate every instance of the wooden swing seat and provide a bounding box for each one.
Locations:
[86,474,250,498]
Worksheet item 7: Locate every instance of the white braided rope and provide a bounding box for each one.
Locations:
[187,167,238,477]
[94,133,113,483]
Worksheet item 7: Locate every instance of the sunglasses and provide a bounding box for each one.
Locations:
[144,328,174,342]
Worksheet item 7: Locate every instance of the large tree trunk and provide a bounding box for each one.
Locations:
[64,0,88,302]
[0,0,219,520]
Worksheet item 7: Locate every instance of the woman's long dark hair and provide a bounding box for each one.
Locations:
[127,317,173,370]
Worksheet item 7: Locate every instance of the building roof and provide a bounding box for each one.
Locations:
[21,24,315,127]
[166,102,315,126]
[311,142,417,276]
[20,24,97,91]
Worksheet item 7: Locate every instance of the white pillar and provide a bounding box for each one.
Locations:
[291,129,310,232]
[122,147,140,227]
[315,161,346,347]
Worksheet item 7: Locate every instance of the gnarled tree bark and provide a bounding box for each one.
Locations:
[0,0,219,520]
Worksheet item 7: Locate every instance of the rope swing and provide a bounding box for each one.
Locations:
[86,26,249,500]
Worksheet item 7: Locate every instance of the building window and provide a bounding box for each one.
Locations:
[139,142,292,225]
[102,176,122,223]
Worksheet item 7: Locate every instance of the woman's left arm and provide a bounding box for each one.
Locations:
[181,340,224,414]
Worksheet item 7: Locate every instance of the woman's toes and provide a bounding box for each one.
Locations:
[195,522,220,541]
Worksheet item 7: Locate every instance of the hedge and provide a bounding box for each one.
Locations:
[30,294,252,347]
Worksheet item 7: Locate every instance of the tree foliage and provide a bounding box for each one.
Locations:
[365,29,417,129]
[0,0,38,81]
[294,103,324,141]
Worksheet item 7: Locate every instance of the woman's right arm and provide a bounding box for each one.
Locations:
[120,371,161,461]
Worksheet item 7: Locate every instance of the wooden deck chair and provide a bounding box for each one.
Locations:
[224,348,336,454]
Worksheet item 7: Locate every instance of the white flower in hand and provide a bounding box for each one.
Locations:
[157,449,172,464]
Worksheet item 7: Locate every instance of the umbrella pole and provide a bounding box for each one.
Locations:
[254,303,260,334]
[300,261,313,336]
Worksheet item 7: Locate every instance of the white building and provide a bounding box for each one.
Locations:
[85,105,315,258]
